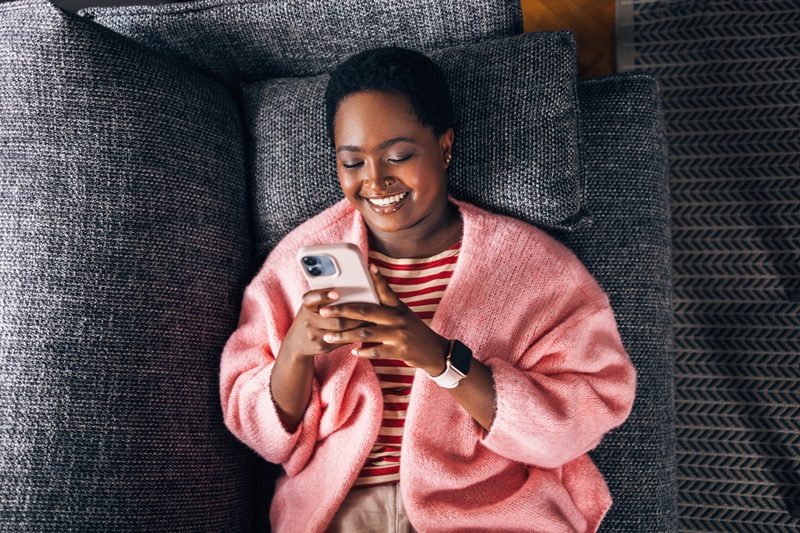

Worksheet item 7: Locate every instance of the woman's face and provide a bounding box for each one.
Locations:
[333,91,453,243]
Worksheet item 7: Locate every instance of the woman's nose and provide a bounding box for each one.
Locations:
[364,160,389,189]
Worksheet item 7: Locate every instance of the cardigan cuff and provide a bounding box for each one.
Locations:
[480,358,538,463]
[480,357,582,469]
[260,369,323,476]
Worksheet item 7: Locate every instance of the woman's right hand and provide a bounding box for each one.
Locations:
[279,288,371,362]
[271,288,370,432]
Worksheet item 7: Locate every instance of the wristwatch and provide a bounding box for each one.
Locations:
[428,339,472,389]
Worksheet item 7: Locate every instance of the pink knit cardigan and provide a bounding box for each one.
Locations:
[220,198,636,533]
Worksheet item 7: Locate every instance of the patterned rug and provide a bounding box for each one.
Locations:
[617,1,800,531]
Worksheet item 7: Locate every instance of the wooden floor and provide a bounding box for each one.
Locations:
[521,0,616,79]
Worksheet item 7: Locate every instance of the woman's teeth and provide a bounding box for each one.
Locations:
[367,192,407,207]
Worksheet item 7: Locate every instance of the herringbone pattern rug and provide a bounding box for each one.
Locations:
[618,1,800,531]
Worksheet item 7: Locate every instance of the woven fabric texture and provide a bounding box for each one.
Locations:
[78,0,522,85]
[618,0,800,530]
[571,73,677,532]
[243,31,585,262]
[0,0,255,530]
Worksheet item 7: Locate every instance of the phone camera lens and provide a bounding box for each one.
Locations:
[302,256,318,266]
[308,266,322,276]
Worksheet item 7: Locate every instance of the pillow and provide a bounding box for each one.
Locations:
[79,0,523,84]
[432,31,586,232]
[242,31,585,261]
[0,0,254,529]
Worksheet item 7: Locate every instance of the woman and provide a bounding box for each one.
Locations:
[220,47,636,533]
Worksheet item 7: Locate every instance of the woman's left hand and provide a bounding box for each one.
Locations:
[319,264,448,377]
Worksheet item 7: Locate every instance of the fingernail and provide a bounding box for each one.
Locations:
[369,264,378,273]
[323,333,335,342]
[319,307,330,316]
[328,290,339,299]
[351,348,359,357]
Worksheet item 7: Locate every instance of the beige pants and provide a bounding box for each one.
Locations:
[326,483,416,533]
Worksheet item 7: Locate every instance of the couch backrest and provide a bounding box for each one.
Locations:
[80,0,523,84]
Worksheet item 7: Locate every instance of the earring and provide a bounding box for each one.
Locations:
[445,153,452,165]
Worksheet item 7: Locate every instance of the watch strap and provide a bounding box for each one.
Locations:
[428,339,472,389]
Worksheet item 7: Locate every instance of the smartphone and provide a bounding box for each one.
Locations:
[296,243,380,305]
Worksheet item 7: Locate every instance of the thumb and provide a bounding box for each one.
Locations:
[369,263,402,307]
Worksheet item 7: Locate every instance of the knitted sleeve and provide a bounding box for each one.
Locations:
[480,272,636,469]
[219,276,322,476]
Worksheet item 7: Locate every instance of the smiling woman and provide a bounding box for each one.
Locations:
[323,48,461,260]
[333,91,459,259]
[220,46,637,533]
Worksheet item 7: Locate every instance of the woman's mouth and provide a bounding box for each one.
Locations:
[365,192,408,208]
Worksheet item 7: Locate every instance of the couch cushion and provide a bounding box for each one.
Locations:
[79,0,523,84]
[0,0,254,529]
[243,31,585,262]
[568,73,677,531]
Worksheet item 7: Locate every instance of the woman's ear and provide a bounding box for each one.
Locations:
[440,128,455,168]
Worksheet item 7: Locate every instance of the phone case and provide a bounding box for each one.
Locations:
[296,243,379,304]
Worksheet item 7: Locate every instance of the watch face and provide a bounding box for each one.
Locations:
[450,340,473,376]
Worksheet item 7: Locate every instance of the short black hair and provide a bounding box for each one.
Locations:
[324,47,453,144]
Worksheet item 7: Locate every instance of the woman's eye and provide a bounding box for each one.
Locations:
[342,161,363,169]
[388,154,413,164]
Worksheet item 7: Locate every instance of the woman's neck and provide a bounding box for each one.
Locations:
[368,202,463,259]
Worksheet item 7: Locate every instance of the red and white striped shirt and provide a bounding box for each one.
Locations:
[353,241,461,488]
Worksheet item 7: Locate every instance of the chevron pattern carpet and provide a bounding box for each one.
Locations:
[617,1,800,531]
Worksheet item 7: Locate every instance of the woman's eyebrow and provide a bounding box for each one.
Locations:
[378,137,415,150]
[336,137,416,154]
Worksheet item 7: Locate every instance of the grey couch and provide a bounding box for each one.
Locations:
[0,0,676,530]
